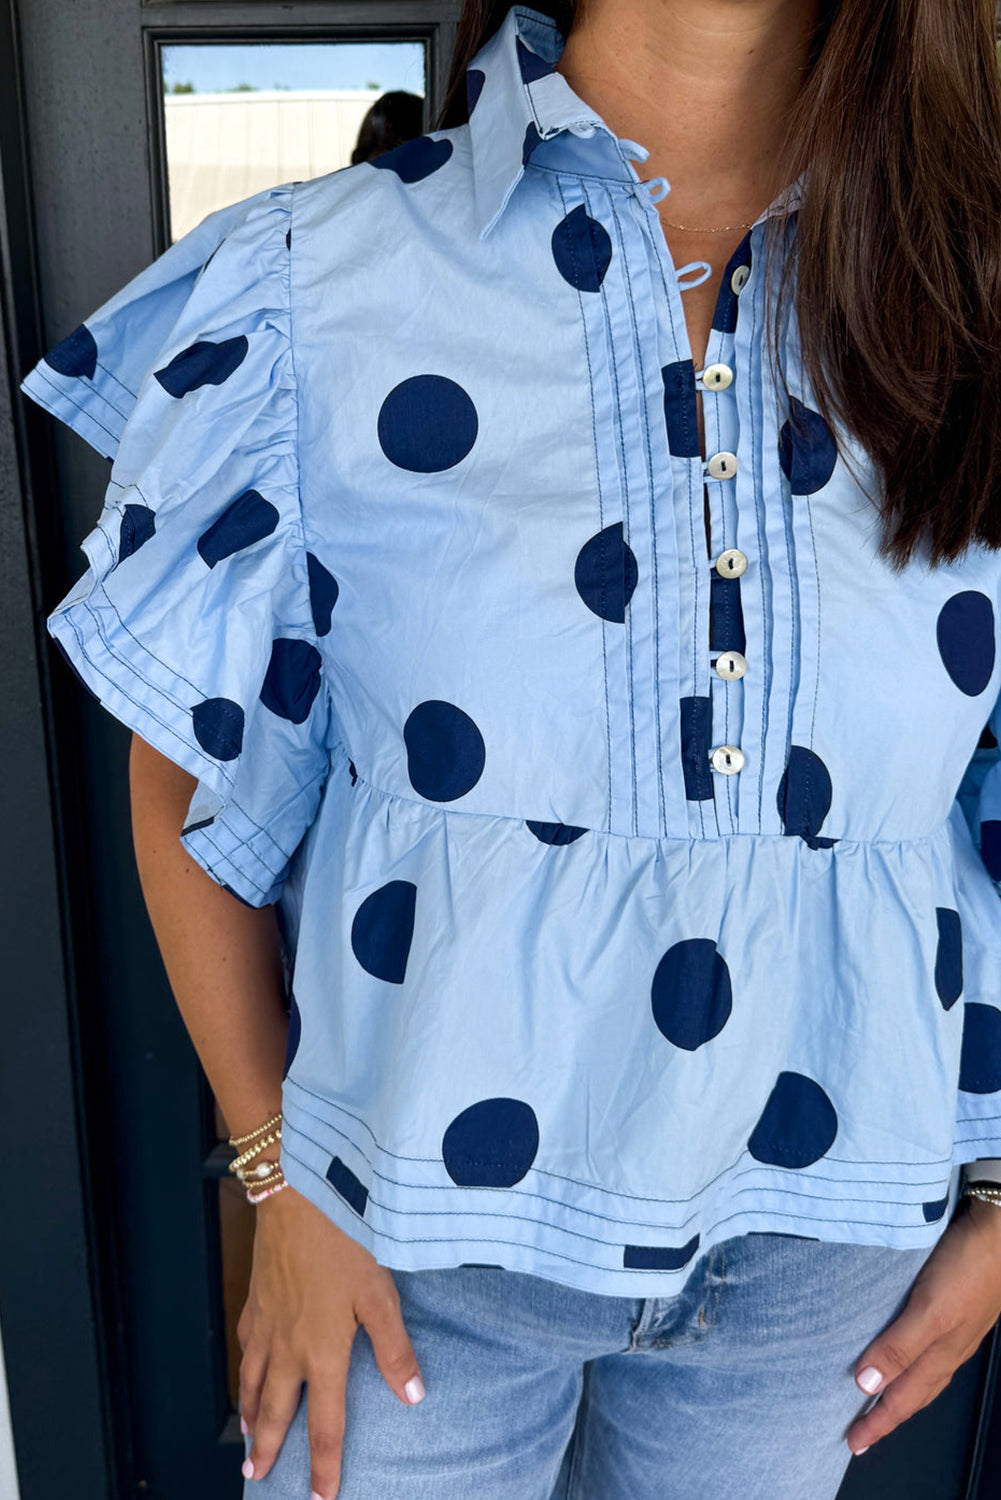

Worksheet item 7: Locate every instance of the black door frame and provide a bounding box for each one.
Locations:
[1,2,999,1497]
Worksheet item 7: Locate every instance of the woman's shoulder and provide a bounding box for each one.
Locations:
[292,125,475,252]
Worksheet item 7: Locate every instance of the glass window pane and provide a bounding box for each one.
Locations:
[161,41,426,240]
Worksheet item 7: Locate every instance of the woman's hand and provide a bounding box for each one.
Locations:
[846,1196,1001,1457]
[237,1184,426,1499]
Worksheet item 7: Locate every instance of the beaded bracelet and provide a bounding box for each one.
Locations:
[230,1113,282,1147]
[230,1128,282,1175]
[248,1174,289,1204]
[961,1182,1001,1210]
[228,1111,287,1205]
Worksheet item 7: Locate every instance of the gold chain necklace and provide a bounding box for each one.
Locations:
[661,219,755,234]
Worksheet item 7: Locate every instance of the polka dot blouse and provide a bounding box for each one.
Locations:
[20,3,1001,1294]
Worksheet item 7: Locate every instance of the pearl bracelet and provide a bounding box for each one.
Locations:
[962,1182,1001,1209]
[228,1111,286,1205]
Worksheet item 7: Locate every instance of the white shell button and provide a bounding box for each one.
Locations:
[711,744,745,774]
[731,264,751,294]
[702,363,733,390]
[715,651,747,681]
[707,451,738,481]
[715,548,748,578]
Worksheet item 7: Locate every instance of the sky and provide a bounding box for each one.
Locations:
[161,41,426,96]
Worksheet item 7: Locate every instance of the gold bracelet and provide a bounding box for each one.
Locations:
[247,1169,288,1205]
[235,1158,282,1184]
[229,1112,283,1148]
[962,1184,1001,1208]
[229,1128,282,1174]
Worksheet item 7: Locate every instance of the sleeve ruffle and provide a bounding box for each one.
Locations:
[20,181,333,906]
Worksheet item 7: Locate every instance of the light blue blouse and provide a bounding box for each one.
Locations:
[21,3,1001,1293]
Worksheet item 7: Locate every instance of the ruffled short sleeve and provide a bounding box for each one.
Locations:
[19,180,333,907]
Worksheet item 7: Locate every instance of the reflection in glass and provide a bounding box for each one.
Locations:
[161,42,426,240]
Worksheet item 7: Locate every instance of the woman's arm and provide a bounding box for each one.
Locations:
[128,731,289,1142]
[127,731,426,1500]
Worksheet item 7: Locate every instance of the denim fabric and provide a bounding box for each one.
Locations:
[240,1228,942,1499]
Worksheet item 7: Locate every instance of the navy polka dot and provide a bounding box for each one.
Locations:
[442,1098,539,1187]
[191,696,244,760]
[307,552,339,636]
[575,523,638,622]
[516,37,554,84]
[922,1195,949,1222]
[982,820,1001,881]
[661,360,700,457]
[680,695,713,802]
[181,814,215,835]
[459,1262,504,1269]
[259,639,322,724]
[370,135,452,183]
[936,591,996,697]
[283,993,301,1078]
[623,1234,700,1270]
[326,1155,368,1216]
[959,1003,1001,1093]
[711,235,752,334]
[197,490,279,568]
[651,938,732,1051]
[778,397,838,494]
[466,68,486,115]
[118,504,155,562]
[980,721,998,750]
[351,879,417,984]
[552,205,613,292]
[377,374,478,472]
[526,820,588,844]
[522,121,542,165]
[154,336,249,397]
[777,746,837,848]
[934,907,963,1010]
[404,699,486,800]
[44,323,97,379]
[285,226,291,251]
[747,1071,839,1167]
[348,759,358,785]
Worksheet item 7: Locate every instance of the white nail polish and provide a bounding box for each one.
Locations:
[404,1374,426,1404]
[855,1445,870,1455]
[857,1365,883,1393]
[241,1457,254,1479]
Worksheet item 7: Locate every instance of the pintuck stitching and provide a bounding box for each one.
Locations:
[591,183,639,834]
[557,175,613,832]
[610,191,666,835]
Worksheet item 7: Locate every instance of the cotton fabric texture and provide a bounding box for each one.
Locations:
[21,3,1001,1295]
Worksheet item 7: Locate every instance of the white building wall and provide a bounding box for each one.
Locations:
[164,89,396,239]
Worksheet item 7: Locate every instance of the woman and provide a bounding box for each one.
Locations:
[19,0,1001,1495]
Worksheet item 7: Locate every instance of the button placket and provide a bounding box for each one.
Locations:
[701,327,747,824]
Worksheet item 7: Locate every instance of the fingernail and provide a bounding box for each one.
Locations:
[404,1374,426,1404]
[855,1445,870,1456]
[241,1458,254,1479]
[240,1415,249,1436]
[311,1492,325,1500]
[857,1366,883,1393]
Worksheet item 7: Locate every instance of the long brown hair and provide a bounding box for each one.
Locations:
[435,1,1001,569]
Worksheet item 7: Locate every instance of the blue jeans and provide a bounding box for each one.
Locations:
[241,1229,943,1499]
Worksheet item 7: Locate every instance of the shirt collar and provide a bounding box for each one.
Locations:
[465,3,807,241]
